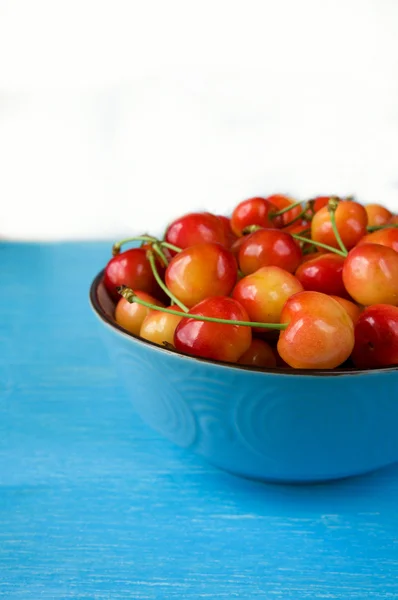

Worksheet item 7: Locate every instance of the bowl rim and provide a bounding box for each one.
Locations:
[89,269,398,378]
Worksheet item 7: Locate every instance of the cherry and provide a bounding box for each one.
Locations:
[174,296,252,362]
[389,215,398,225]
[237,228,302,275]
[266,194,303,227]
[230,197,281,236]
[311,200,367,251]
[364,203,392,228]
[217,215,238,248]
[115,291,165,336]
[140,305,184,347]
[277,291,354,369]
[342,243,398,306]
[311,196,333,214]
[282,219,311,235]
[165,242,238,308]
[295,253,348,298]
[232,266,303,326]
[238,338,277,368]
[329,296,362,325]
[104,248,163,301]
[356,228,398,254]
[351,304,398,368]
[164,212,227,250]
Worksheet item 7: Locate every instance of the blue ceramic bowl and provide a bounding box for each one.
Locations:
[90,271,398,483]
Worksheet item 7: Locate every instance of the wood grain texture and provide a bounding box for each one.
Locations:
[1,242,398,599]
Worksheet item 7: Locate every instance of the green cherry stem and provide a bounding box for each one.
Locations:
[152,242,169,267]
[291,234,347,257]
[270,200,303,218]
[117,286,288,330]
[146,251,189,313]
[367,223,398,232]
[112,235,158,256]
[159,241,182,253]
[327,198,348,256]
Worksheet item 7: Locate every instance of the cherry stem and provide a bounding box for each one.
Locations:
[152,242,169,267]
[291,234,347,257]
[146,251,189,313]
[117,286,288,330]
[282,205,311,229]
[112,235,158,256]
[159,241,182,253]
[242,224,262,235]
[270,200,303,218]
[327,198,348,257]
[367,223,398,232]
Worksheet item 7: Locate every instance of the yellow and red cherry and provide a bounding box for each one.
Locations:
[115,291,165,336]
[165,242,238,308]
[329,296,362,325]
[277,291,355,369]
[140,306,184,347]
[342,243,398,306]
[232,266,303,326]
[174,296,252,362]
[356,228,398,254]
[364,203,392,228]
[311,200,368,251]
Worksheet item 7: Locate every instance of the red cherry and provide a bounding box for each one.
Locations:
[351,304,398,368]
[277,291,354,369]
[174,296,252,362]
[165,242,237,308]
[238,228,302,275]
[230,197,281,236]
[356,228,398,254]
[217,215,238,248]
[311,200,368,251]
[266,194,302,227]
[342,243,398,306]
[238,338,277,368]
[312,196,332,213]
[364,204,392,227]
[165,212,227,250]
[115,291,165,336]
[282,219,311,235]
[295,253,348,298]
[104,248,161,301]
[233,266,303,327]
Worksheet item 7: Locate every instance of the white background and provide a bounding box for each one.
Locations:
[1,0,398,240]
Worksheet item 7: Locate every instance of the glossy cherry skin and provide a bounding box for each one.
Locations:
[165,212,227,250]
[238,229,302,275]
[104,248,163,301]
[311,196,332,214]
[238,338,277,368]
[277,291,355,369]
[266,194,302,227]
[114,291,165,336]
[311,200,368,250]
[351,304,398,368]
[232,266,303,326]
[364,203,392,227]
[140,306,183,347]
[329,296,362,325]
[295,253,348,297]
[165,242,238,308]
[174,296,252,362]
[230,197,281,236]
[343,243,398,306]
[356,228,398,254]
[217,215,238,248]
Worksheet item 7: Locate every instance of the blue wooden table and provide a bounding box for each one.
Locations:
[1,242,398,599]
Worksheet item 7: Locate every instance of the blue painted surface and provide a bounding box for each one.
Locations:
[1,242,398,598]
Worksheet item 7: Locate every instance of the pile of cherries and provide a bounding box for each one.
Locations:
[102,194,398,370]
